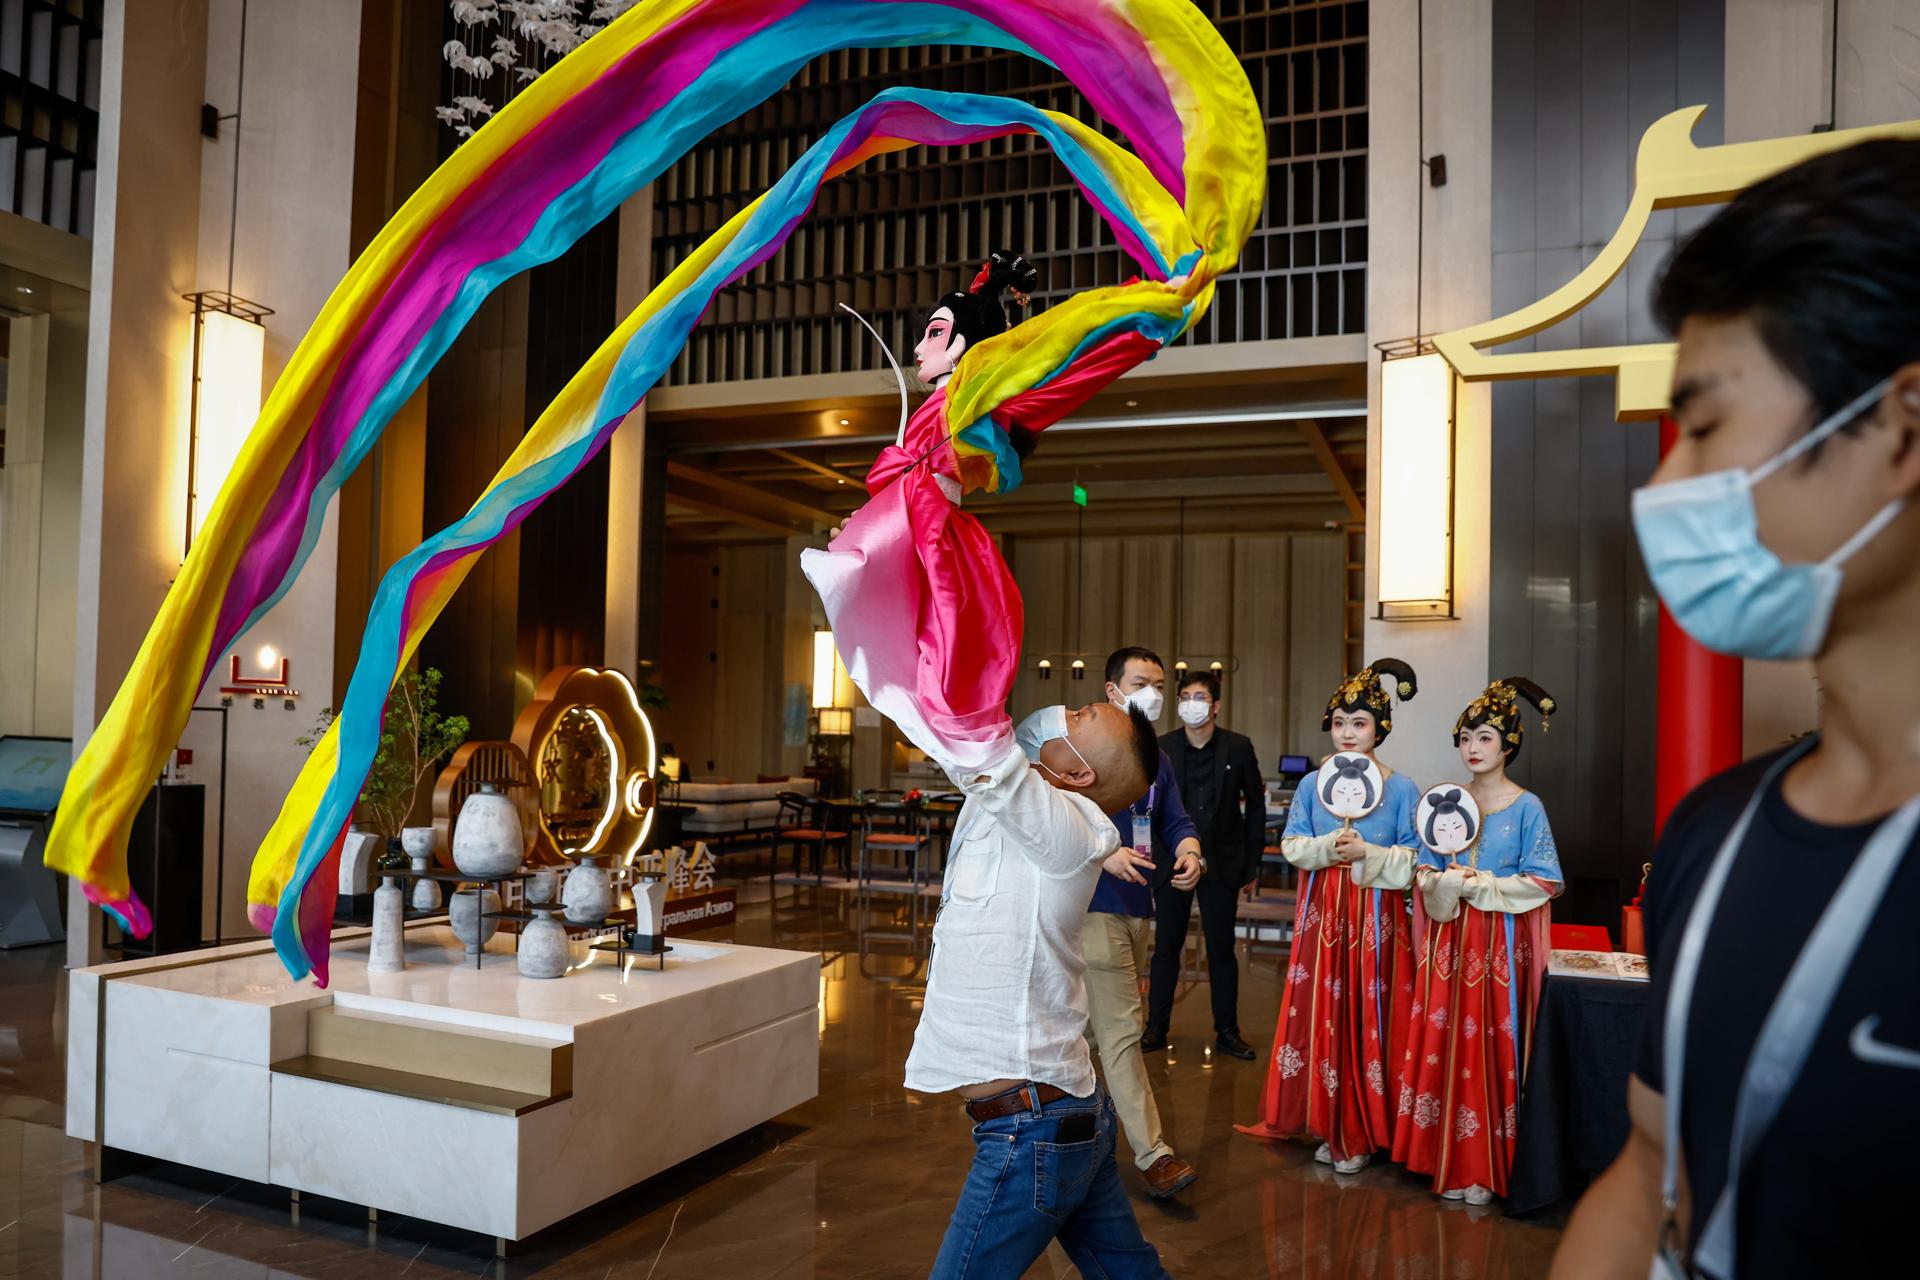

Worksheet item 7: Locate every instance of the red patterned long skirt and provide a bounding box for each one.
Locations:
[1237,865,1414,1160]
[1391,899,1550,1196]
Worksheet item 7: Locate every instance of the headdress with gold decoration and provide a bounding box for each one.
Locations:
[1321,657,1418,744]
[1453,676,1557,762]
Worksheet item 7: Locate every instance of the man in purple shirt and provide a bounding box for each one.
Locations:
[1086,646,1206,1198]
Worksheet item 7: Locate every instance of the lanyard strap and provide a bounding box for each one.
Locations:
[1659,741,1813,1260]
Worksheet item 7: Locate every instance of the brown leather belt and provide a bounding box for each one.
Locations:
[964,1081,1071,1123]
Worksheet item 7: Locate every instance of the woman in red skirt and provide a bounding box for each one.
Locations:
[1237,660,1421,1173]
[1393,677,1561,1205]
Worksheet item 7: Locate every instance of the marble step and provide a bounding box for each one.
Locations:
[298,1005,572,1101]
[270,1053,566,1116]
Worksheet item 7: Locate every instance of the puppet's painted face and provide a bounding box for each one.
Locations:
[915,306,965,384]
[1330,708,1377,754]
[1431,810,1471,853]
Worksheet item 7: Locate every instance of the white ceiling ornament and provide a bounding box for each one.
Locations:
[439,1,641,138]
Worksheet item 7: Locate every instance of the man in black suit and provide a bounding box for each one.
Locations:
[1142,670,1265,1061]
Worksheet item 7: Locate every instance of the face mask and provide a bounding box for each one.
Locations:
[1014,705,1092,780]
[1632,379,1901,661]
[1178,699,1212,728]
[1113,686,1164,722]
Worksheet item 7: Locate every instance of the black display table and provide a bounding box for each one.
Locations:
[1508,973,1651,1214]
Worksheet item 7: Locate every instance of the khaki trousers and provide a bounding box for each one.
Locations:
[1081,912,1173,1171]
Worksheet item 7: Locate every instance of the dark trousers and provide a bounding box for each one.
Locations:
[1146,875,1242,1037]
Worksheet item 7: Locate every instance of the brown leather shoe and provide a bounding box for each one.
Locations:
[1143,1154,1198,1198]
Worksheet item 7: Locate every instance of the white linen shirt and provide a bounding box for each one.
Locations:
[903,738,1119,1097]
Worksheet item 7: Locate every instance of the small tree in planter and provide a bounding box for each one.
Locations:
[297,667,470,865]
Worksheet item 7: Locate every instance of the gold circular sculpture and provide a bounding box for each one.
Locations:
[510,666,658,866]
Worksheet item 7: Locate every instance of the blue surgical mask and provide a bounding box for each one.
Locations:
[1632,379,1900,661]
[1014,704,1092,779]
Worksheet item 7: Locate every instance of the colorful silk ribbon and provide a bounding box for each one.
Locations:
[48,0,1264,983]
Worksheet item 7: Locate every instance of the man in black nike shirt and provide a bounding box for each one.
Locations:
[1551,140,1920,1279]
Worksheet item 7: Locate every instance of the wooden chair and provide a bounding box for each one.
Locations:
[774,791,850,890]
[856,796,933,940]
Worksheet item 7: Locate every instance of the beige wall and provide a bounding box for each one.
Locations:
[655,539,816,783]
[1004,531,1344,764]
[1362,0,1495,790]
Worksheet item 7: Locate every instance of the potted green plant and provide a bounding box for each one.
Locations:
[297,667,470,869]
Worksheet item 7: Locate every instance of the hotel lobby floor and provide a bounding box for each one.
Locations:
[0,883,1564,1278]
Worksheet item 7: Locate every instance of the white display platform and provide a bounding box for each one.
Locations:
[68,923,819,1243]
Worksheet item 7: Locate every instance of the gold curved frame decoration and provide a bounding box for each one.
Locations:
[510,665,659,867]
[1433,107,1920,421]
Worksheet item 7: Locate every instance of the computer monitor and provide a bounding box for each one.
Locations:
[0,736,73,817]
[1276,754,1313,782]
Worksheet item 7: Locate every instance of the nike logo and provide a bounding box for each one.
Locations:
[1850,1016,1920,1070]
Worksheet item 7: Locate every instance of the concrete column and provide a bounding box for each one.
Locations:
[70,0,362,958]
[1363,0,1494,788]
[190,0,361,941]
[1,314,51,734]
[605,189,654,678]
[70,0,212,965]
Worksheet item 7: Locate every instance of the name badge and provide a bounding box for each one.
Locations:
[1132,814,1152,854]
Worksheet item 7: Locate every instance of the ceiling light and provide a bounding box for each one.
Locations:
[15,285,31,295]
[838,417,850,426]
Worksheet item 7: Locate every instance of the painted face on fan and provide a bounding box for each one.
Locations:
[1430,809,1472,852]
[1329,708,1377,754]
[1328,773,1369,813]
[1458,725,1505,776]
[914,306,964,384]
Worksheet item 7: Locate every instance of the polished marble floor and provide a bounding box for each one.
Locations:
[0,882,1563,1278]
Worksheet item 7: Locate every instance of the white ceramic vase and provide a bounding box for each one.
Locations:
[368,875,406,973]
[561,856,612,924]
[516,906,570,979]
[449,887,502,959]
[452,783,523,878]
[402,826,441,911]
[631,874,669,942]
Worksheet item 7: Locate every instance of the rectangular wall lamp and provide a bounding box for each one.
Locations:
[1377,348,1456,620]
[812,629,850,709]
[185,292,273,557]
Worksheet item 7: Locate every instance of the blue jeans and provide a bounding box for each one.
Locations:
[930,1086,1171,1279]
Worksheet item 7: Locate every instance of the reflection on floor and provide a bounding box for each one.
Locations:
[0,879,1565,1278]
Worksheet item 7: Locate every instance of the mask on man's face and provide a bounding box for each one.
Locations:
[1632,377,1900,660]
[1110,684,1164,722]
[1014,705,1094,783]
[1178,698,1212,728]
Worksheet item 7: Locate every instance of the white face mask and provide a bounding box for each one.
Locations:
[1632,378,1899,661]
[1112,685,1164,722]
[1177,698,1212,728]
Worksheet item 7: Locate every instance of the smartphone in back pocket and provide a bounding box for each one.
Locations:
[1054,1111,1096,1144]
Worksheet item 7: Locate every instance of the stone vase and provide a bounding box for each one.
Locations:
[368,875,406,973]
[516,906,570,979]
[452,783,523,879]
[525,866,560,906]
[449,887,502,959]
[402,826,441,912]
[561,856,612,924]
